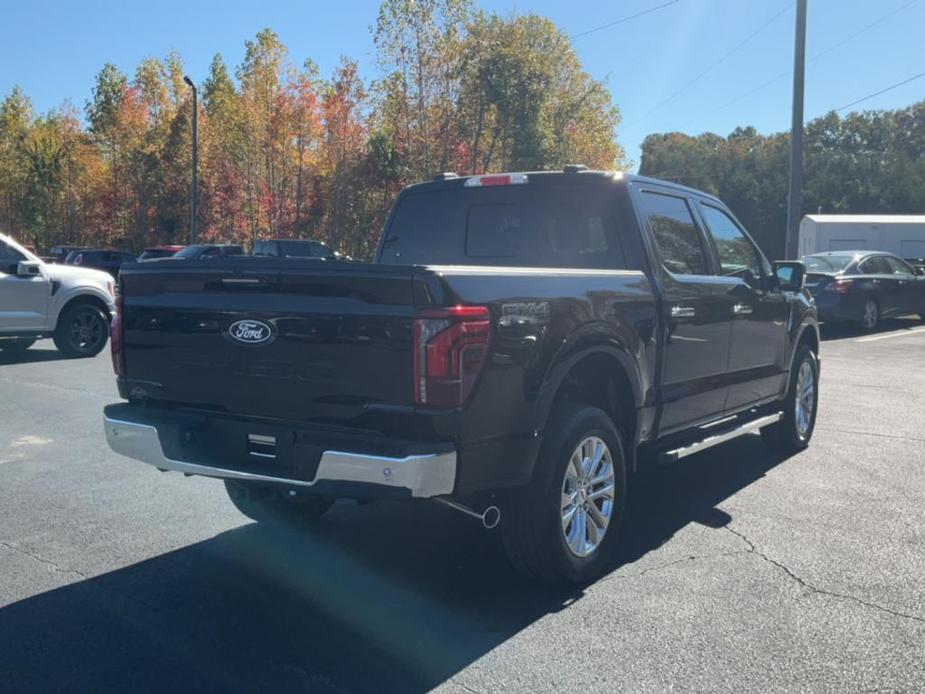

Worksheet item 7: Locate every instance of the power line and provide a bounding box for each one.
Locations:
[675,0,921,129]
[639,2,793,119]
[808,0,920,63]
[570,0,680,40]
[834,70,925,112]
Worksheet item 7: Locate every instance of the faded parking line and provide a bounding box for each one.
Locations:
[855,326,925,343]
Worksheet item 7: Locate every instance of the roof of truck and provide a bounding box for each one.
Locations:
[404,169,723,204]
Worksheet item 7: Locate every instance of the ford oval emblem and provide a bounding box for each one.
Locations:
[228,319,273,345]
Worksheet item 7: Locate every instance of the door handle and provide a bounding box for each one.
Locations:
[670,305,696,319]
[733,303,753,316]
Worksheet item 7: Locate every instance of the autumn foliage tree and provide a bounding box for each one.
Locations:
[639,102,925,259]
[0,3,628,258]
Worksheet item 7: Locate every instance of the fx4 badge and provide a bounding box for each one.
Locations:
[227,319,274,345]
[500,302,550,326]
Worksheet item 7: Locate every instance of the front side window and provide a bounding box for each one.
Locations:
[698,204,764,287]
[640,191,709,276]
[885,256,914,275]
[860,256,892,275]
[0,240,25,270]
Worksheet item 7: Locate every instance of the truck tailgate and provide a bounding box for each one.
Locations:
[120,260,416,422]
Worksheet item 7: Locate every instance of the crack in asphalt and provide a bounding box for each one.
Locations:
[446,679,483,694]
[816,426,925,444]
[723,526,925,626]
[605,550,750,583]
[0,540,89,581]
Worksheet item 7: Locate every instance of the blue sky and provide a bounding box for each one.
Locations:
[2,0,923,168]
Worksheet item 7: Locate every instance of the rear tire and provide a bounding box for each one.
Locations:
[762,345,819,455]
[224,480,334,525]
[501,403,628,584]
[858,297,879,332]
[54,303,109,358]
[0,339,36,354]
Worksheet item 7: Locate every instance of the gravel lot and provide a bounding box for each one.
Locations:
[1,320,924,693]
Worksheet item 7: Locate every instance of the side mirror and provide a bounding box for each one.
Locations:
[17,260,42,278]
[915,266,925,277]
[774,260,805,292]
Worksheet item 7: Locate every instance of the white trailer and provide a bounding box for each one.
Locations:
[798,215,925,259]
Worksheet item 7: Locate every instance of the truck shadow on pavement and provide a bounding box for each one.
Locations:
[0,436,790,694]
[0,344,73,366]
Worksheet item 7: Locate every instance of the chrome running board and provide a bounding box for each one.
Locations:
[660,412,783,463]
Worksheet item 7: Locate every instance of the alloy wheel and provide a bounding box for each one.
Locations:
[560,436,616,558]
[863,300,878,331]
[794,359,815,439]
[68,308,106,355]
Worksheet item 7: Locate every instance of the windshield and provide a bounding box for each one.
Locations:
[802,254,855,273]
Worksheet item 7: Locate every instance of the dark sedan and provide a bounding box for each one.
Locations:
[803,251,925,331]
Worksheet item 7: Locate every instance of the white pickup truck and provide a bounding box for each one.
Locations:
[0,232,115,357]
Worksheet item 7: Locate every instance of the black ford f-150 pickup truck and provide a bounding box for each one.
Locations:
[104,168,819,584]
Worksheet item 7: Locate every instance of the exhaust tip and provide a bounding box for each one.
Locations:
[482,505,501,529]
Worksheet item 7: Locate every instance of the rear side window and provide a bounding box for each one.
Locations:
[640,191,709,275]
[277,241,317,257]
[379,183,625,269]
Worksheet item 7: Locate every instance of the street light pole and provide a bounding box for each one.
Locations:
[785,0,807,259]
[183,75,198,245]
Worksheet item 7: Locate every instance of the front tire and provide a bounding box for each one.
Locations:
[224,480,334,525]
[54,303,109,358]
[762,345,819,455]
[502,403,628,584]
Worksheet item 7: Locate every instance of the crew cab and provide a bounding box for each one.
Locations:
[1,233,115,357]
[103,169,819,583]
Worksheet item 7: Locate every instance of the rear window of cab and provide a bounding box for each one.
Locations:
[379,183,626,269]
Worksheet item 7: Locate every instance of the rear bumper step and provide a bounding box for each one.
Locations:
[660,412,783,464]
[103,414,456,498]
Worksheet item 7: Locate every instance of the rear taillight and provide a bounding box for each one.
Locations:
[824,278,853,294]
[413,306,491,407]
[111,292,125,377]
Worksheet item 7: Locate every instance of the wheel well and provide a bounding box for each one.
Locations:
[55,295,110,331]
[551,353,636,453]
[797,326,819,356]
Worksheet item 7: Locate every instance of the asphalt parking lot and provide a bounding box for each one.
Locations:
[1,320,924,694]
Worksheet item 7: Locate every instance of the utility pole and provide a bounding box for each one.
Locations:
[785,0,807,259]
[183,76,199,245]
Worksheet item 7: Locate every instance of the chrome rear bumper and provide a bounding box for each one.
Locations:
[103,415,457,498]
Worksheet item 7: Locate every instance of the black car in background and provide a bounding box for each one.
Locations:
[171,244,244,260]
[804,251,925,331]
[45,245,89,264]
[65,249,137,277]
[253,238,335,259]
